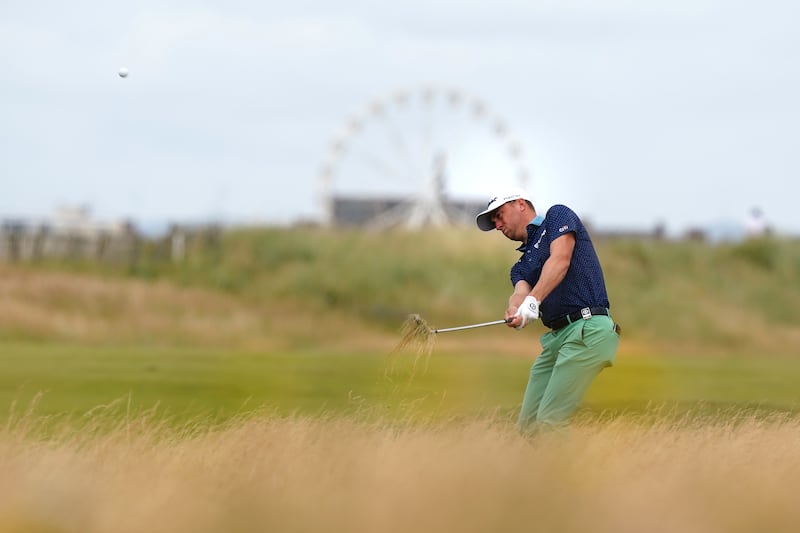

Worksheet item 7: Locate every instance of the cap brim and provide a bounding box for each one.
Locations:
[476,209,496,231]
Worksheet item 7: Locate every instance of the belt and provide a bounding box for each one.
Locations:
[547,307,609,331]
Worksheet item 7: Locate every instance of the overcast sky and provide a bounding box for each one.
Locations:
[2,0,798,236]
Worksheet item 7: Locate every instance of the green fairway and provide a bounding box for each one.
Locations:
[585,353,800,417]
[3,342,800,425]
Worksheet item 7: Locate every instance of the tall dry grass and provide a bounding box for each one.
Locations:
[1,406,799,533]
[0,265,392,351]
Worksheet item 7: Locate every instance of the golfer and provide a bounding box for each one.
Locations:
[476,187,620,433]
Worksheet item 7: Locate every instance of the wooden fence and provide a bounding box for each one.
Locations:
[0,220,142,264]
[0,218,229,265]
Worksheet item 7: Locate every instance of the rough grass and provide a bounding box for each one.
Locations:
[2,407,800,533]
[3,229,800,356]
[0,263,391,352]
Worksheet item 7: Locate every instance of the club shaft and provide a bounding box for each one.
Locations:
[434,319,509,333]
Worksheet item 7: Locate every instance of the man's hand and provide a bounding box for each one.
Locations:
[513,295,540,329]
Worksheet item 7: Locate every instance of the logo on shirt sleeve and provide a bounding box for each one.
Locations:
[558,225,569,233]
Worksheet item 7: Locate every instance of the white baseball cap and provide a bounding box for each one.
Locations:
[475,187,533,231]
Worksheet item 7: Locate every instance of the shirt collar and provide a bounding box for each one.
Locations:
[516,215,545,252]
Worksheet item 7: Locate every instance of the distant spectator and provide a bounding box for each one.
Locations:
[744,207,769,238]
[652,220,666,240]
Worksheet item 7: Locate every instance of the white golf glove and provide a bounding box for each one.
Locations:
[514,296,540,329]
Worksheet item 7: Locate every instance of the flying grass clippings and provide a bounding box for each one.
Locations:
[388,314,437,378]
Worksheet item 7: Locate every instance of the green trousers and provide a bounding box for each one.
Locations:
[518,314,619,433]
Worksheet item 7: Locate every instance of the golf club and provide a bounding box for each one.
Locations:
[393,315,512,364]
[433,318,511,333]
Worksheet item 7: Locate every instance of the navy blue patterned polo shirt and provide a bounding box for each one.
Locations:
[509,204,610,327]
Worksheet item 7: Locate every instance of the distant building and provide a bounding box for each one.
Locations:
[330,196,485,229]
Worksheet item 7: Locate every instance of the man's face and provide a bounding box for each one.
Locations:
[490,199,527,242]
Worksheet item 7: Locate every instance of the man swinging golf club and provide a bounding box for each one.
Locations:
[476,187,620,433]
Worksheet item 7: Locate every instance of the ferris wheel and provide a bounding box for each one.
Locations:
[317,85,531,229]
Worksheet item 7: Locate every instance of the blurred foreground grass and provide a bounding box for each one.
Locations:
[3,404,800,533]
